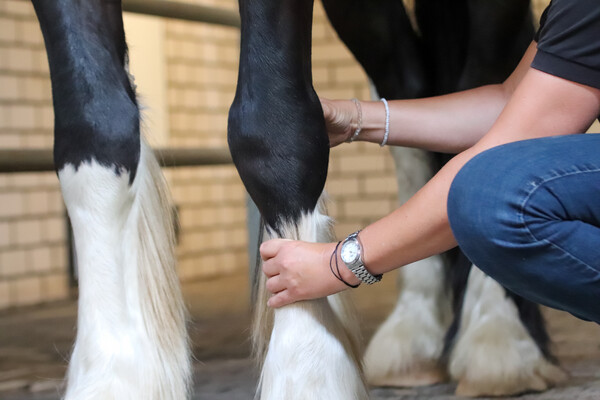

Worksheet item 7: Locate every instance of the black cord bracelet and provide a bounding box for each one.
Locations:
[329,241,360,289]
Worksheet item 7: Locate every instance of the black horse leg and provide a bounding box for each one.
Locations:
[418,2,565,395]
[229,0,328,233]
[32,1,189,398]
[457,0,535,90]
[321,0,457,387]
[228,1,368,399]
[322,0,431,100]
[414,0,470,95]
[32,0,140,174]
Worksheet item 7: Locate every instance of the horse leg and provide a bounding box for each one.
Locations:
[228,1,367,398]
[447,267,566,397]
[457,0,535,89]
[445,253,566,397]
[439,2,565,396]
[364,257,450,387]
[322,0,431,100]
[322,1,454,387]
[364,148,451,387]
[32,1,190,398]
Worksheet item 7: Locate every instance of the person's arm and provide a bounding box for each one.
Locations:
[261,44,600,308]
[325,43,537,152]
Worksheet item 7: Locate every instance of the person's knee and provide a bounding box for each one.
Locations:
[448,146,525,273]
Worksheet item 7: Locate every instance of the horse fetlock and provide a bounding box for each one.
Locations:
[364,294,448,387]
[365,257,450,388]
[260,302,369,400]
[449,268,565,397]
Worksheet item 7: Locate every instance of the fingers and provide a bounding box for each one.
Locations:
[265,274,285,294]
[320,97,332,117]
[267,290,294,308]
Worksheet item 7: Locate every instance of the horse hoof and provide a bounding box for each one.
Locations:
[364,305,448,388]
[368,363,448,388]
[454,361,567,397]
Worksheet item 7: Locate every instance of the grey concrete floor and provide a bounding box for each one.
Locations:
[1,271,599,399]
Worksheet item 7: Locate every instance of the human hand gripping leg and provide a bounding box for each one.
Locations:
[260,239,360,308]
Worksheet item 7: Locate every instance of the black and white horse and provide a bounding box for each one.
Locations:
[31,0,564,398]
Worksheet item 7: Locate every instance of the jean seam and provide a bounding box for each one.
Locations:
[518,167,600,271]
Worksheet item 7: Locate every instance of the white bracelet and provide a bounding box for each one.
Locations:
[380,98,389,147]
[349,98,362,142]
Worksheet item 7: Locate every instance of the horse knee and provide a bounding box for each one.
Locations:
[54,88,141,180]
[228,95,328,231]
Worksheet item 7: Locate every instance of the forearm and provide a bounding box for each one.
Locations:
[355,43,539,153]
[356,148,470,275]
[357,84,509,153]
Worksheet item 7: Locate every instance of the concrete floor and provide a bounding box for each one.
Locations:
[1,270,599,399]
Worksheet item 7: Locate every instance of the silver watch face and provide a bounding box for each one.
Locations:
[341,240,360,264]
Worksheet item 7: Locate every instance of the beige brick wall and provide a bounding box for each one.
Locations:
[0,0,555,310]
[163,0,247,281]
[0,0,69,310]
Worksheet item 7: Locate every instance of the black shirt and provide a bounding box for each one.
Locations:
[532,0,600,90]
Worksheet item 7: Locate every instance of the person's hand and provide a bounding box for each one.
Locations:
[320,98,359,147]
[260,239,359,308]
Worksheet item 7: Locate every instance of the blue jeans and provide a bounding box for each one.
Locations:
[448,134,600,323]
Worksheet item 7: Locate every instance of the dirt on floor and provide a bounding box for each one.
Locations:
[0,270,599,400]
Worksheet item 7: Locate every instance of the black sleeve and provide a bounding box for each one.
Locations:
[533,2,551,43]
[531,0,600,90]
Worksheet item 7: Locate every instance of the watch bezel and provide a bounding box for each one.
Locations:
[341,237,362,267]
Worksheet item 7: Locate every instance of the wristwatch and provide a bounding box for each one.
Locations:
[340,231,382,285]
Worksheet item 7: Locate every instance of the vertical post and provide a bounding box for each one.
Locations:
[246,196,261,290]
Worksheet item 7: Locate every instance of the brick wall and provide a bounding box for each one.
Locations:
[163,0,248,281]
[0,0,69,310]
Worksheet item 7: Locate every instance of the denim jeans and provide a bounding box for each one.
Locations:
[448,134,600,323]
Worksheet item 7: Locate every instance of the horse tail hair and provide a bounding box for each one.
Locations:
[131,139,191,398]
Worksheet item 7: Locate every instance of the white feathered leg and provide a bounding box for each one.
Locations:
[364,146,451,387]
[364,255,451,387]
[449,266,566,397]
[61,142,190,400]
[255,199,369,400]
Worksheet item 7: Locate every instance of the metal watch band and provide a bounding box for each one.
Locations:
[351,264,382,285]
[342,230,382,285]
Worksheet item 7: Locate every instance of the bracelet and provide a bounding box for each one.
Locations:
[349,98,362,142]
[380,98,390,147]
[330,241,360,288]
